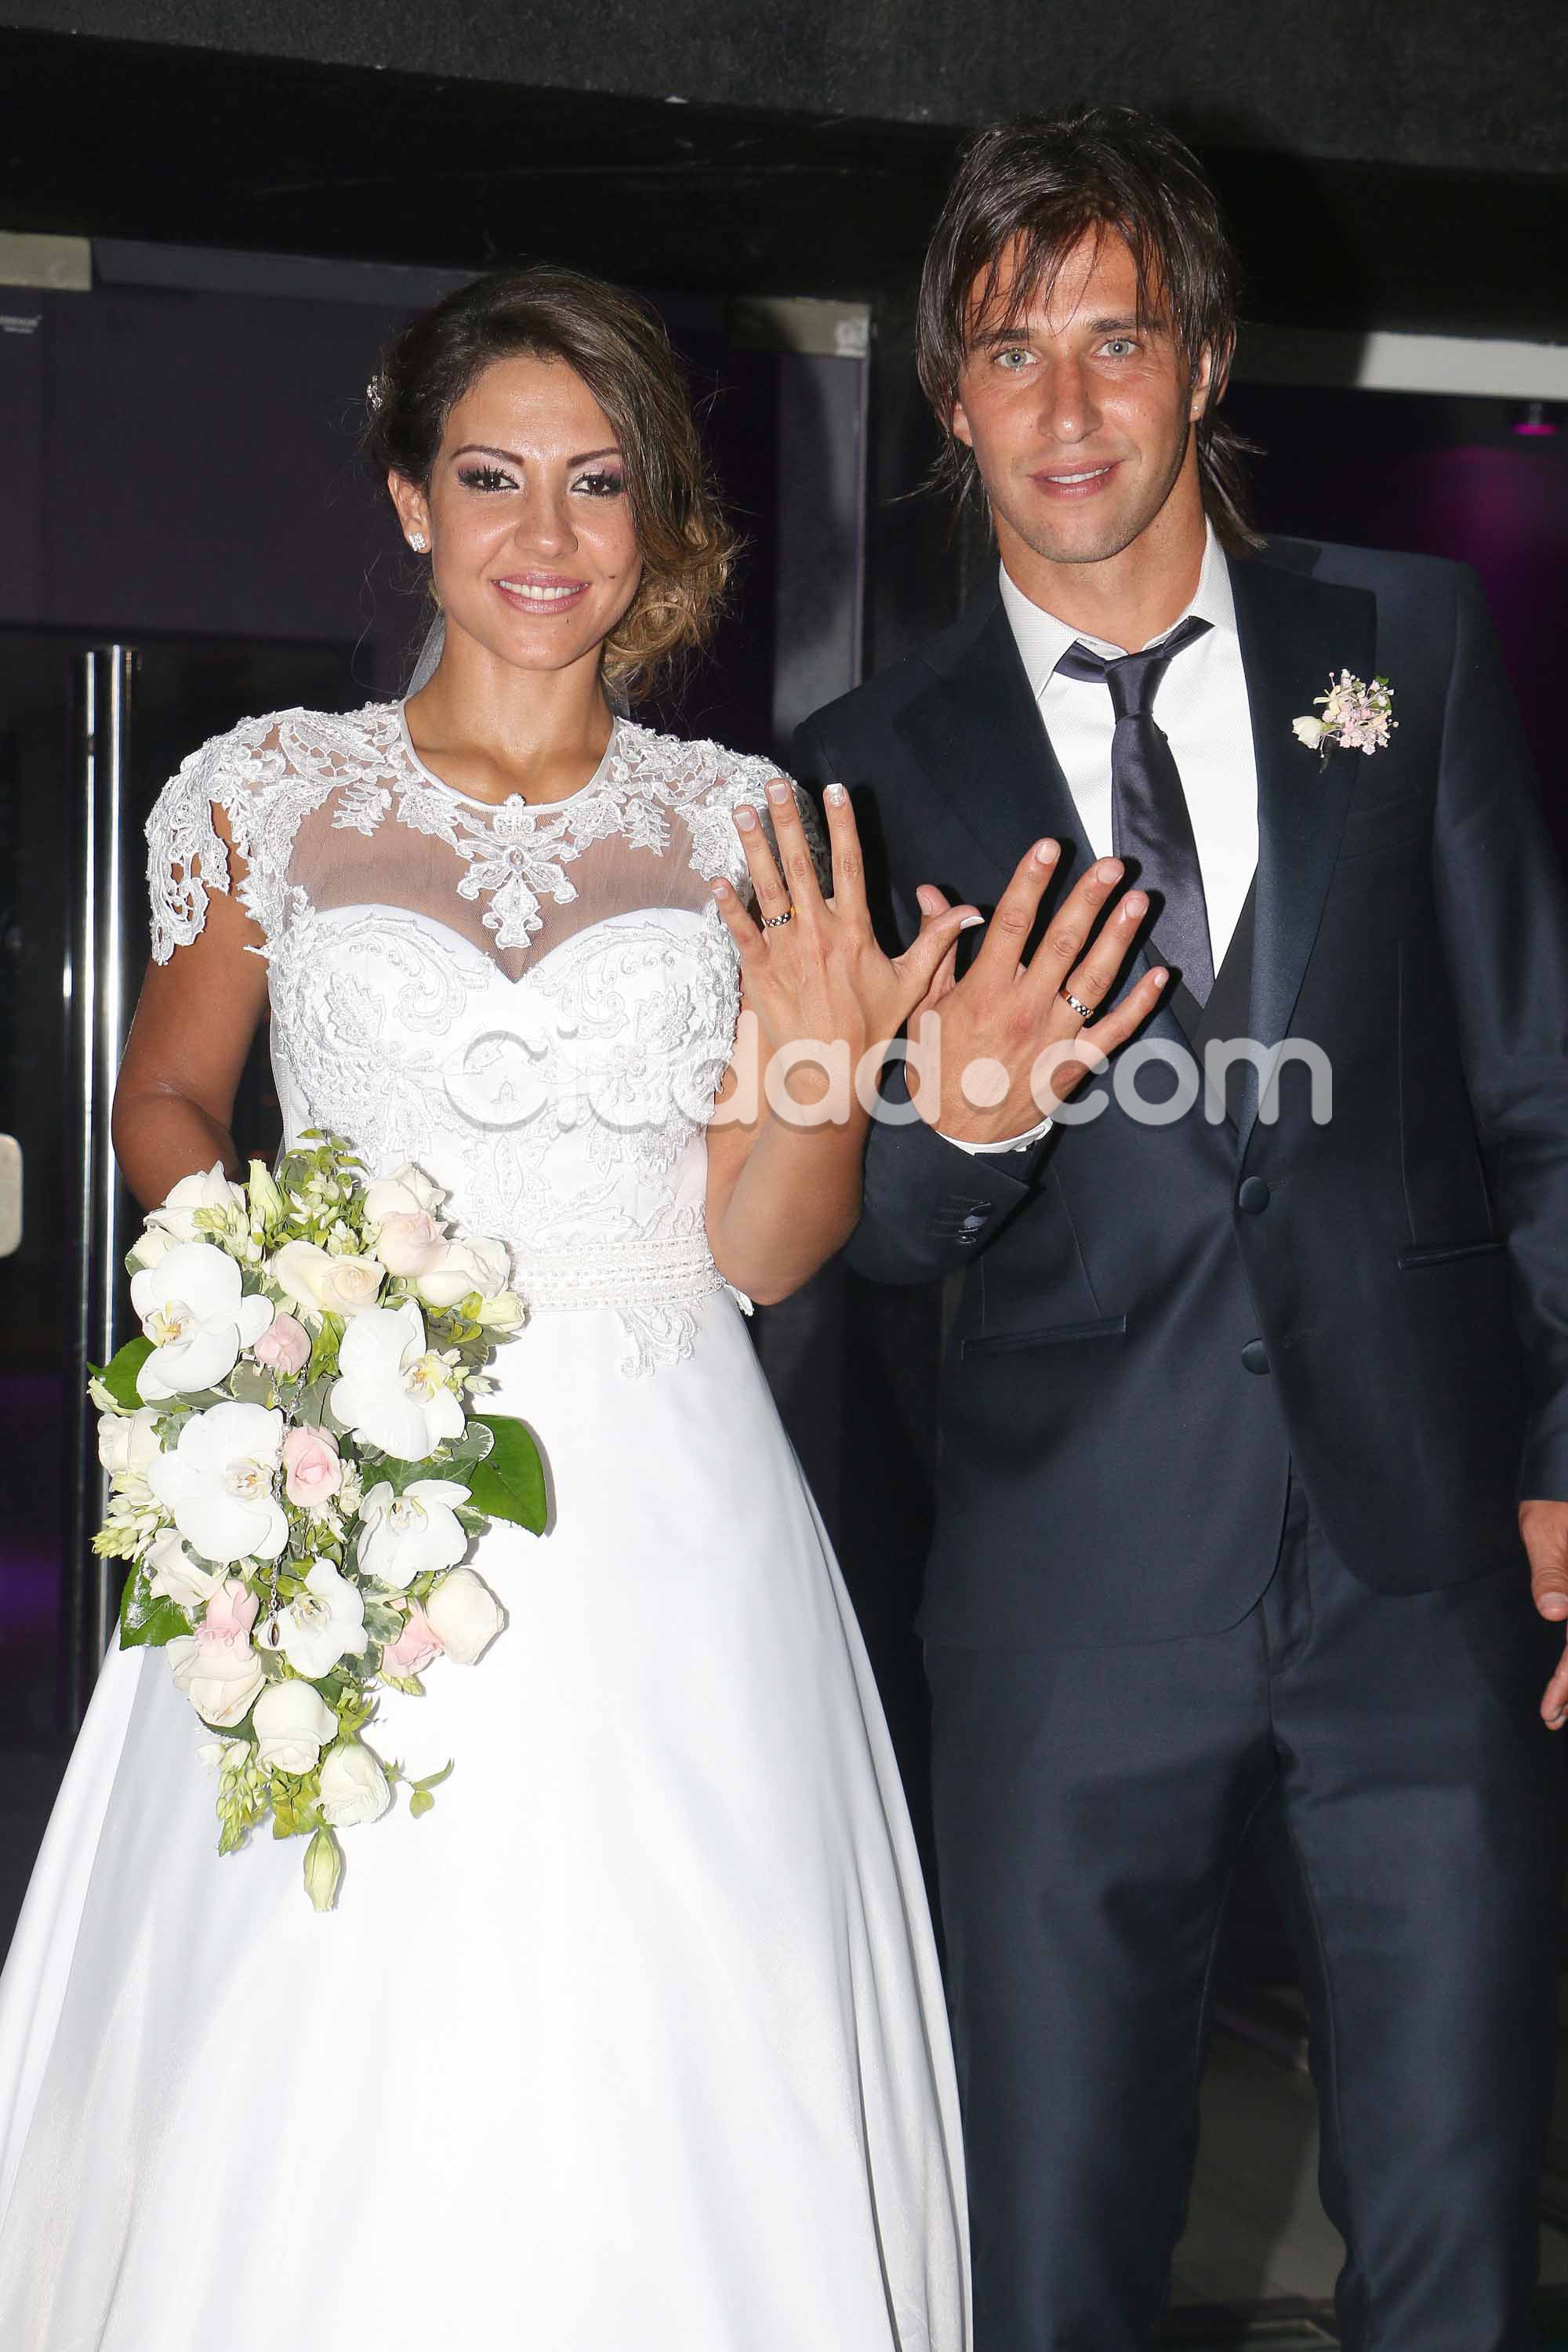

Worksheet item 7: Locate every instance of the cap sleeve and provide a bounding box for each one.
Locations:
[704,757,832,908]
[143,718,282,964]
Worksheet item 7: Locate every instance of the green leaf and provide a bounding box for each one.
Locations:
[445,1418,495,1466]
[118,1561,190,1650]
[408,1787,434,1819]
[464,1414,546,1534]
[92,1336,154,1410]
[306,1312,346,1385]
[226,1360,278,1408]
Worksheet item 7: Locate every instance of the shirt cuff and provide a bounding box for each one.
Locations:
[938,1112,1055,1156]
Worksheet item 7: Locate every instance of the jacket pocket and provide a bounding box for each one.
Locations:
[962,1312,1128,1358]
[1398,1239,1506,1271]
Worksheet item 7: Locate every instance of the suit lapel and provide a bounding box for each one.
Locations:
[893,595,1087,891]
[1231,553,1377,1152]
[891,588,1199,1062]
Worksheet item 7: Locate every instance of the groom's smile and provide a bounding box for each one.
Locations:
[949,226,1215,605]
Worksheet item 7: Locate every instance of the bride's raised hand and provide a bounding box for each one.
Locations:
[713,780,979,1078]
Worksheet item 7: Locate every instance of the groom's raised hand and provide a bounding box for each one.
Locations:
[1524,1499,1568,1726]
[907,840,1167,1145]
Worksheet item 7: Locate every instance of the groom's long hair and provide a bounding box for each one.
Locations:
[917,107,1262,555]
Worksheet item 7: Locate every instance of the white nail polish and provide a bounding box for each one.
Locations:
[825,782,847,807]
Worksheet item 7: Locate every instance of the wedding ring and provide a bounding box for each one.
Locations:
[1060,988,1094,1022]
[763,906,795,929]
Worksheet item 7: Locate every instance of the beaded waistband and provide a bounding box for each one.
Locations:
[510,1235,728,1316]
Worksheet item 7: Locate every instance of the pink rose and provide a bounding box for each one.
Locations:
[197,1577,260,1646]
[373,1211,449,1278]
[380,1600,441,1680]
[281,1426,343,1508]
[253,1312,310,1375]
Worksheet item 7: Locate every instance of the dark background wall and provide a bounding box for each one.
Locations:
[4,0,1565,175]
[0,10,1563,346]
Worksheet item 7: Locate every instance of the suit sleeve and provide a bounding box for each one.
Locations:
[1432,564,1568,1499]
[792,714,1051,1287]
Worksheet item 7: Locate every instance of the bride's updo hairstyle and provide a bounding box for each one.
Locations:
[368,265,736,702]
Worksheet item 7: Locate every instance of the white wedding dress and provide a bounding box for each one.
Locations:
[0,705,970,2352]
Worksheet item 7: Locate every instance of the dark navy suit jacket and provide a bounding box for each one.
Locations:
[796,539,1568,1647]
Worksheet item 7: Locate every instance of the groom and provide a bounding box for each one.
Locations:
[797,107,1568,2351]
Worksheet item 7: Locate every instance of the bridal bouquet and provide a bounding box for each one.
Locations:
[90,1132,546,1911]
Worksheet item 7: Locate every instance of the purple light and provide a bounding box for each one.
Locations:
[1513,400,1558,437]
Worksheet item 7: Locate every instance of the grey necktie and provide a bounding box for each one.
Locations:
[1054,615,1214,1005]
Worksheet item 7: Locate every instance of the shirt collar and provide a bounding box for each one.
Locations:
[998,519,1236,701]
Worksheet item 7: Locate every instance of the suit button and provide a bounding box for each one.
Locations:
[1241,1338,1271,1375]
[960,1210,988,1233]
[1238,1178,1271,1214]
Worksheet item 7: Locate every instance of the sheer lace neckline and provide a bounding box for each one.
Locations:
[394,701,621,814]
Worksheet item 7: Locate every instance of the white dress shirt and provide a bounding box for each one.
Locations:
[948,521,1258,1156]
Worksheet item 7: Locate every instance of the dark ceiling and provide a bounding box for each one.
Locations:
[1,25,1564,339]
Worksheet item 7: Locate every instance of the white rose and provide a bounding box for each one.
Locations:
[145,1528,224,1613]
[474,1289,526,1335]
[166,1641,265,1728]
[252,1678,338,1775]
[165,1580,266,1728]
[97,1405,162,1477]
[362,1163,446,1224]
[415,1235,511,1311]
[272,1240,386,1321]
[246,1160,285,1225]
[126,1223,176,1272]
[424,1566,505,1664]
[1291,715,1327,750]
[318,1738,392,1829]
[372,1210,449,1277]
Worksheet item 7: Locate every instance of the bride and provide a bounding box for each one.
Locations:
[0,263,1119,2350]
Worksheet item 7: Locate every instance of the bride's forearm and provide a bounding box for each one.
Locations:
[111,1084,243,1213]
[707,1103,869,1306]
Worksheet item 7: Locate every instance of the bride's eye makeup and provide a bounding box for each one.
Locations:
[572,466,626,499]
[456,463,517,494]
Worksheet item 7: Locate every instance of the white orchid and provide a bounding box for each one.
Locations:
[273,1559,366,1679]
[96,1405,162,1477]
[145,1163,250,1246]
[252,1679,338,1774]
[329,1298,465,1461]
[271,1240,387,1322]
[132,1241,275,1403]
[147,1400,287,1564]
[357,1479,470,1590]
[414,1234,511,1312]
[425,1566,506,1664]
[318,1739,392,1828]
[145,1527,226,1613]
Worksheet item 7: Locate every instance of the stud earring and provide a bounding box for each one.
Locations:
[408,532,428,553]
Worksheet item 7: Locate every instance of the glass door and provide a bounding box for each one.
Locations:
[0,631,353,1788]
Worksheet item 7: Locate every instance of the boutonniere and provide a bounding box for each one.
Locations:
[1292,671,1396,761]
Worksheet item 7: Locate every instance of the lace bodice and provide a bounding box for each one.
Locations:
[145,703,819,1374]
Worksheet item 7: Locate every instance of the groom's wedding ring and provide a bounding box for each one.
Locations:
[1060,988,1094,1022]
[763,906,795,928]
